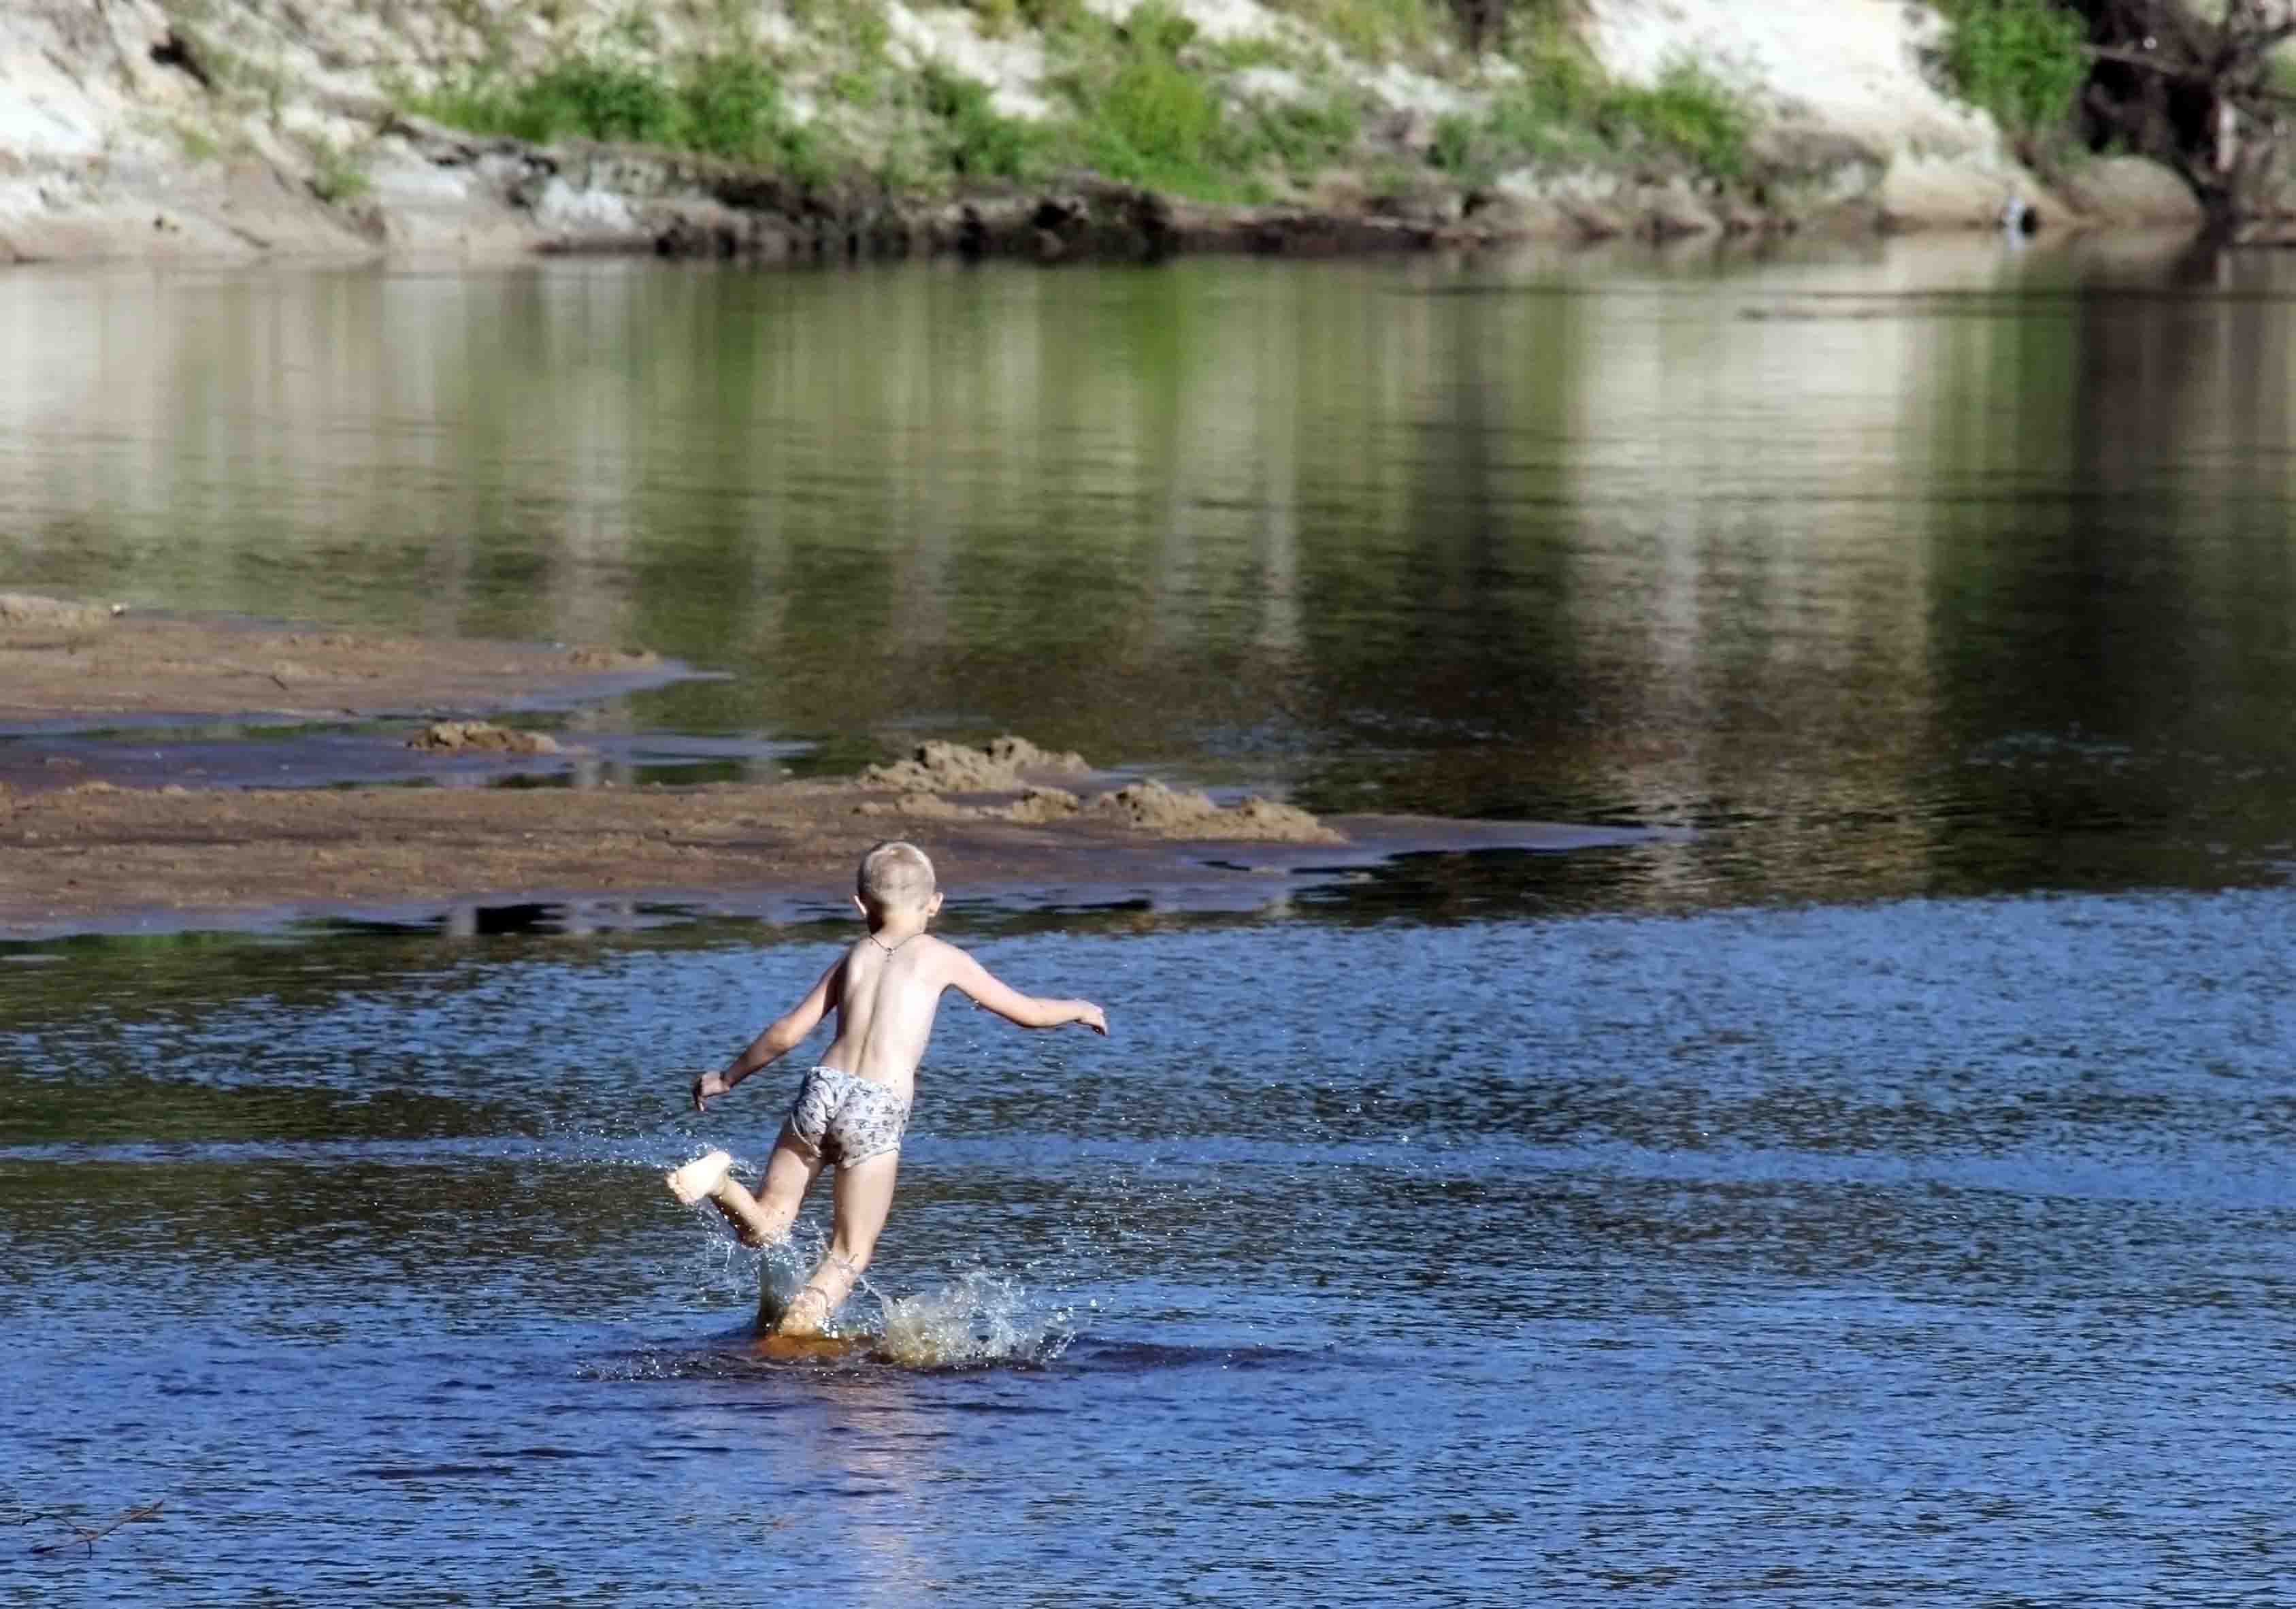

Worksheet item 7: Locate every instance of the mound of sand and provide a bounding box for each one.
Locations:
[860,734,1091,792]
[1083,780,1342,843]
[407,721,563,755]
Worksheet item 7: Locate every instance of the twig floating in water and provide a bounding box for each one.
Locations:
[26,1500,164,1557]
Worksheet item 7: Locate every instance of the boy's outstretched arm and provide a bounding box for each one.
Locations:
[949,949,1108,1035]
[691,958,843,1111]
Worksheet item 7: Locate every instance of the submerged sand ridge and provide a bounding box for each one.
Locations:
[0,598,669,722]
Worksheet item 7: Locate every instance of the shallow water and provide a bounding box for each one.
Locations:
[6,235,2296,1601]
[7,897,2296,1601]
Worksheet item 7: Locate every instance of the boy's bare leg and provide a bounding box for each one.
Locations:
[666,1126,821,1248]
[774,1150,899,1337]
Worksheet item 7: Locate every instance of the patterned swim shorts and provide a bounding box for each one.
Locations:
[785,1065,911,1167]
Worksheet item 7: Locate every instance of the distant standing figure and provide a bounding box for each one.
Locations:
[666,840,1107,1337]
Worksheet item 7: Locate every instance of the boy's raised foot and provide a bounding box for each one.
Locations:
[666,1148,734,1206]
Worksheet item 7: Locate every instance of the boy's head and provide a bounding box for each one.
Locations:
[857,840,939,920]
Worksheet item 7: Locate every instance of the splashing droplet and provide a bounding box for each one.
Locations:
[876,1271,1074,1367]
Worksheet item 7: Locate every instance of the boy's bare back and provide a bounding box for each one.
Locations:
[808,931,1104,1101]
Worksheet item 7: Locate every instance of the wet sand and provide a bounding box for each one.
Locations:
[0,600,1656,938]
[0,596,680,724]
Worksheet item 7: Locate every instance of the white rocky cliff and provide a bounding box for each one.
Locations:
[0,0,2203,263]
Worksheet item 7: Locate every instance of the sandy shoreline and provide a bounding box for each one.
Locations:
[0,598,1655,940]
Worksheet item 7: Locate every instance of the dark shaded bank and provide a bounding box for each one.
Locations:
[384,111,1562,267]
[653,169,1475,265]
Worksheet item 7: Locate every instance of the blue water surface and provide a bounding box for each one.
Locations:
[7,890,2295,1603]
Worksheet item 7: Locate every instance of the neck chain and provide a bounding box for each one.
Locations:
[868,930,919,955]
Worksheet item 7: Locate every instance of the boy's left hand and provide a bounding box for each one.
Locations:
[691,1070,731,1112]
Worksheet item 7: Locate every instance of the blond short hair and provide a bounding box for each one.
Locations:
[857,840,937,913]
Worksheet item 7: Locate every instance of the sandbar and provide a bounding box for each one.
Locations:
[0,598,1661,939]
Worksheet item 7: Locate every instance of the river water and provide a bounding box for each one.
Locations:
[4,235,2295,1602]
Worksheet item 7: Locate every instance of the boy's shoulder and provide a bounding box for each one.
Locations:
[913,932,984,978]
[853,932,970,964]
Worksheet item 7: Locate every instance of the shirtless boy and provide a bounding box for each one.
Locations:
[666,840,1107,1337]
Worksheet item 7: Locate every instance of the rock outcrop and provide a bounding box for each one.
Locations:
[1581,0,2063,233]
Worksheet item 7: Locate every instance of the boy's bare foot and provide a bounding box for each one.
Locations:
[752,1331,866,1363]
[669,1151,786,1246]
[773,1285,834,1339]
[666,1149,734,1205]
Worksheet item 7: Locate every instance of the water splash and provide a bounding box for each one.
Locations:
[752,1237,815,1331]
[874,1271,1075,1368]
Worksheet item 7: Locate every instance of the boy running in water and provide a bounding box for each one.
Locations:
[666,840,1107,1337]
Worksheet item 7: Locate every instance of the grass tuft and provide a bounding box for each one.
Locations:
[1599,61,1753,178]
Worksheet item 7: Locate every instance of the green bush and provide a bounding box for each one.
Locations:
[1598,61,1752,178]
[412,50,818,172]
[1438,50,1746,184]
[1121,1,1204,59]
[1048,1,1362,197]
[679,52,789,159]
[1518,37,1603,125]
[1938,0,2088,140]
[1251,95,1362,172]
[1062,3,1236,193]
[1428,110,1477,174]
[962,0,1087,37]
[917,63,1049,180]
[1085,52,1224,189]
[518,58,681,144]
[1483,84,1592,165]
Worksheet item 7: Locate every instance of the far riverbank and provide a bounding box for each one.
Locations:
[0,1,2213,269]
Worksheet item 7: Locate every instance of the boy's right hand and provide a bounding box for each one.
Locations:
[1075,1003,1108,1035]
[691,1070,731,1112]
